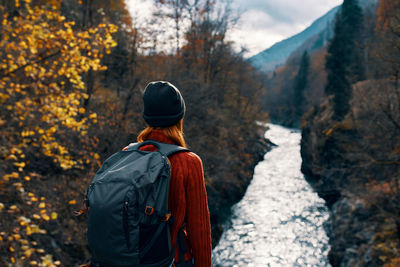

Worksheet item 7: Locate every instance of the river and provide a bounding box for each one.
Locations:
[212,124,330,267]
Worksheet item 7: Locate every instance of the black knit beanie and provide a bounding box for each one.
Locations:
[142,81,186,127]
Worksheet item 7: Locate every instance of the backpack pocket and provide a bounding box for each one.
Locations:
[122,200,131,249]
[139,222,170,264]
[87,181,140,266]
[122,188,139,250]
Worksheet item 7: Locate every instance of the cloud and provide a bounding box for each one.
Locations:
[229,0,343,57]
[126,0,154,25]
[237,10,305,34]
[234,0,342,25]
[228,26,289,57]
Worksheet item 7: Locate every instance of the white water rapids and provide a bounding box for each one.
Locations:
[212,124,330,267]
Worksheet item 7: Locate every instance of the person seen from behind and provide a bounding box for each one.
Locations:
[136,81,212,266]
[82,81,211,267]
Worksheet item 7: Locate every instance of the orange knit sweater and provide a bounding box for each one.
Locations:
[139,130,212,267]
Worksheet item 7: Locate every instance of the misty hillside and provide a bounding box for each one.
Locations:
[249,0,379,73]
[248,6,339,73]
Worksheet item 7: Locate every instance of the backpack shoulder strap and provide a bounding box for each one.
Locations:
[124,142,140,151]
[157,142,189,156]
[125,140,189,156]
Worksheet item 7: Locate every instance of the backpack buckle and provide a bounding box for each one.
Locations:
[161,213,171,221]
[144,206,154,215]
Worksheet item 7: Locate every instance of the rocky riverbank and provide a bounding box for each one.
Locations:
[301,93,400,266]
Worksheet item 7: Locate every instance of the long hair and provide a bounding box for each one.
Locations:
[137,119,187,148]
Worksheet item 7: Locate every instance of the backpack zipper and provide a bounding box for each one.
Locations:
[123,201,131,249]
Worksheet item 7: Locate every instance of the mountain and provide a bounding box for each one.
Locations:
[248,0,380,73]
[248,6,340,73]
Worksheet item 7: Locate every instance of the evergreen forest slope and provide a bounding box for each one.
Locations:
[272,0,400,265]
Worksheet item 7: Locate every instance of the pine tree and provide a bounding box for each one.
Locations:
[293,51,310,120]
[325,0,364,120]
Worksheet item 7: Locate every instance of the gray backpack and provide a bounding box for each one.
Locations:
[86,140,189,267]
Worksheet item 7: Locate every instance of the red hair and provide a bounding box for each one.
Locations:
[137,119,187,148]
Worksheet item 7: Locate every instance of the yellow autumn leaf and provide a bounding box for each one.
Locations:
[24,248,34,258]
[38,202,45,209]
[88,113,97,119]
[32,214,40,220]
[20,239,29,245]
[14,162,26,168]
[41,214,50,221]
[26,226,32,236]
[68,199,76,205]
[51,212,58,220]
[7,154,18,160]
[31,225,39,234]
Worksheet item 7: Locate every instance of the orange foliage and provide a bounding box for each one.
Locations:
[385,257,400,267]
[366,181,395,195]
[377,0,400,29]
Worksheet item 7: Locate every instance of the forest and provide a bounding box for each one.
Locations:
[3,0,399,265]
[263,0,400,265]
[0,0,270,265]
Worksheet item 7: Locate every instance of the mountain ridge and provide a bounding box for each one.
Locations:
[248,6,340,72]
[249,0,379,73]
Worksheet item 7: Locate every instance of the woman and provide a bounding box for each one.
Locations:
[136,81,212,266]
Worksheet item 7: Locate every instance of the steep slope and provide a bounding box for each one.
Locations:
[258,0,380,127]
[249,0,379,73]
[248,6,339,72]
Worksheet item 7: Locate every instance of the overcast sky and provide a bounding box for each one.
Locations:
[127,0,343,57]
[229,0,343,57]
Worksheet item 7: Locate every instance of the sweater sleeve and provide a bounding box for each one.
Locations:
[185,153,212,267]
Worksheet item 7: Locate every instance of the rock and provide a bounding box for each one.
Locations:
[300,101,400,266]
